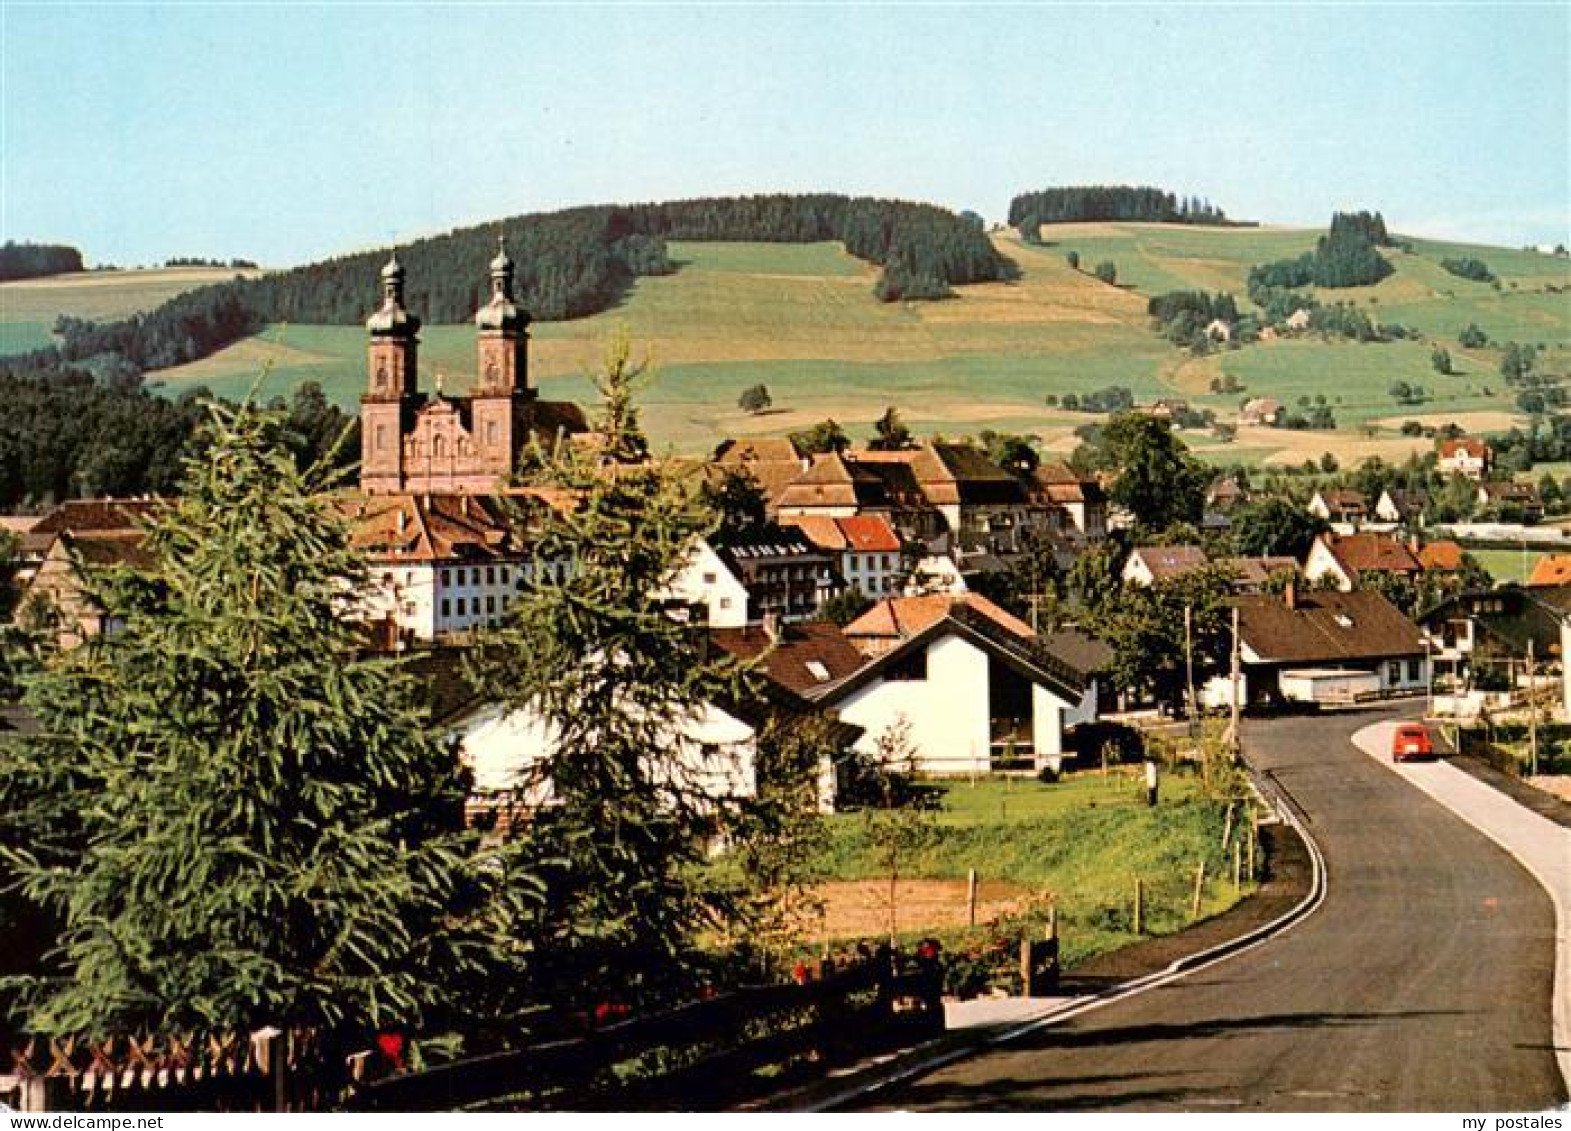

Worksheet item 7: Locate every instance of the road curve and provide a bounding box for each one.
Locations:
[861,704,1567,1112]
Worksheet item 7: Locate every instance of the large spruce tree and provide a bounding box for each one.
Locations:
[0,402,534,1042]
[469,333,758,1007]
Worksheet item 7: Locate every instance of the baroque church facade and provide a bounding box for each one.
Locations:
[359,243,588,494]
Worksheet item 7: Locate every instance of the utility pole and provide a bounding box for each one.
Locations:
[1527,638,1539,776]
[1230,605,1242,757]
[1184,603,1197,736]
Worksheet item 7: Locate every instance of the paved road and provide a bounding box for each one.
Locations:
[862,704,1567,1112]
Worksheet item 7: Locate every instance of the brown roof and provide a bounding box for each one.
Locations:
[779,515,848,551]
[22,498,164,556]
[715,437,805,465]
[1221,556,1298,587]
[1528,554,1571,587]
[1322,532,1422,577]
[1129,544,1209,581]
[844,593,1035,647]
[849,443,1024,508]
[59,530,155,571]
[1316,489,1367,511]
[1236,589,1425,664]
[1441,437,1491,459]
[1030,462,1105,506]
[1479,481,1542,505]
[776,452,890,511]
[1417,540,1465,572]
[710,621,870,695]
[340,493,518,563]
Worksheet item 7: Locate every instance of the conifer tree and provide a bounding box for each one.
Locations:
[469,336,758,1007]
[0,402,536,1043]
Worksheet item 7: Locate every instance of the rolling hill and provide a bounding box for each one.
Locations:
[9,225,1567,462]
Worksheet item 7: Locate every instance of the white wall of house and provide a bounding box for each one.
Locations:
[834,633,1084,777]
[660,540,749,628]
[837,635,990,776]
[453,699,758,810]
[843,549,902,598]
[1121,553,1157,587]
[1303,540,1354,590]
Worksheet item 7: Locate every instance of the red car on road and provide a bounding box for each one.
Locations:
[1391,723,1436,763]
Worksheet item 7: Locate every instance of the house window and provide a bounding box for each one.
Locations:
[885,649,928,682]
[487,596,496,613]
[442,568,452,587]
[440,599,450,618]
[457,598,467,616]
[487,566,496,585]
[719,597,732,609]
[500,567,510,584]
[703,572,717,584]
[1387,661,1401,684]
[1407,658,1422,682]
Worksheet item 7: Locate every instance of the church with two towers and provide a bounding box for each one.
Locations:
[358,241,588,494]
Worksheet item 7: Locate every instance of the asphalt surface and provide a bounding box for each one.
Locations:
[861,703,1567,1112]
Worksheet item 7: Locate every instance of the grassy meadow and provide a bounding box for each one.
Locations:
[8,227,1565,460]
[818,769,1248,968]
[0,267,252,355]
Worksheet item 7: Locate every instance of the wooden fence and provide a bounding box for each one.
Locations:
[2,948,942,1113]
[1,1027,351,1112]
[347,947,944,1112]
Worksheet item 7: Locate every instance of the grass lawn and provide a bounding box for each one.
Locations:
[1469,547,1551,586]
[818,769,1252,970]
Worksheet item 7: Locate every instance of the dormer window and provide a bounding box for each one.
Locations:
[1334,614,1354,628]
[805,660,830,682]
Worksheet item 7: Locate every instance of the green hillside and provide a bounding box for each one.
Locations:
[0,267,252,355]
[39,226,1571,459]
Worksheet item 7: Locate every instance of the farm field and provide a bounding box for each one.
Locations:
[0,266,250,332]
[16,226,1565,461]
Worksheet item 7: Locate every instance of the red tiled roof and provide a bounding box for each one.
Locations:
[1417,541,1465,572]
[1323,533,1422,576]
[844,593,1035,646]
[779,515,847,551]
[1528,554,1571,587]
[1441,437,1491,459]
[837,514,901,553]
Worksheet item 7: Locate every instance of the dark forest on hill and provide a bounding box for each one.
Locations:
[0,242,84,282]
[1008,185,1232,232]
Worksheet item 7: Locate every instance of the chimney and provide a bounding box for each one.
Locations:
[1284,577,1298,611]
[762,610,781,642]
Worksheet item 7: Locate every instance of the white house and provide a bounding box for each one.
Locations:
[452,697,760,819]
[816,596,1107,775]
[1439,437,1493,481]
[780,513,905,599]
[1303,531,1423,592]
[1121,544,1209,587]
[1204,318,1233,343]
[344,493,555,643]
[659,537,751,628]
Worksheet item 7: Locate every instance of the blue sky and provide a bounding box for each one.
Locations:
[3,2,1566,267]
